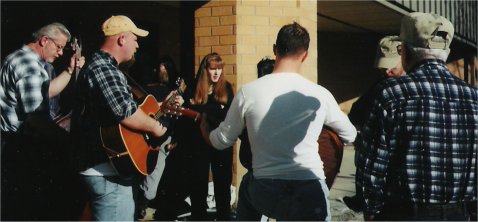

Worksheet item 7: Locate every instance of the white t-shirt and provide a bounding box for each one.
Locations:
[210,73,356,180]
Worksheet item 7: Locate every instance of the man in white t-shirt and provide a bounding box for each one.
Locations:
[200,22,356,221]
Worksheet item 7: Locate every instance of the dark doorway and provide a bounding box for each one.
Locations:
[1,1,203,109]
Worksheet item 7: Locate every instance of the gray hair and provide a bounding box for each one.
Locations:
[405,43,450,62]
[402,43,450,72]
[31,22,71,43]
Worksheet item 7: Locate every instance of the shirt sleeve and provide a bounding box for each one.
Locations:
[16,67,46,113]
[209,88,245,150]
[323,89,357,143]
[356,95,396,215]
[93,67,137,121]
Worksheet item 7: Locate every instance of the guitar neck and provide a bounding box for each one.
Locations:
[75,49,82,76]
[181,108,201,121]
[157,79,186,118]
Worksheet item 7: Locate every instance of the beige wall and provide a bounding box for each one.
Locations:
[236,0,318,87]
[195,0,237,87]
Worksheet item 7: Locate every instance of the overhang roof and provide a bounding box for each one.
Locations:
[317,0,477,49]
[317,1,403,34]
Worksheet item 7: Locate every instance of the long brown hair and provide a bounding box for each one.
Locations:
[193,52,228,105]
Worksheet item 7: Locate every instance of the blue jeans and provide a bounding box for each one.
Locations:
[141,150,168,200]
[82,175,135,221]
[237,172,330,221]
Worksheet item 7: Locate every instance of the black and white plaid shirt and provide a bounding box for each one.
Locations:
[357,60,478,215]
[70,50,138,171]
[0,45,50,132]
[76,50,137,124]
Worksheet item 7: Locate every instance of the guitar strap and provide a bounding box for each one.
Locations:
[103,146,129,159]
[122,72,149,101]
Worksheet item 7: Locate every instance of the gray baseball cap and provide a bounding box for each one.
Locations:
[375,36,401,69]
[399,12,454,49]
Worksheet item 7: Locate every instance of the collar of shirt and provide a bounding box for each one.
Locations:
[408,59,446,73]
[22,45,46,64]
[98,50,119,67]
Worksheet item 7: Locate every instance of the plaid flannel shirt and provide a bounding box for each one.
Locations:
[70,50,137,171]
[0,45,50,132]
[76,50,137,124]
[357,60,478,215]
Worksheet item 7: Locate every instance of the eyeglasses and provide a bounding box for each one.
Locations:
[396,44,402,55]
[48,37,65,52]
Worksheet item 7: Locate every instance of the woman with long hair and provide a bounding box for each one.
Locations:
[182,52,234,220]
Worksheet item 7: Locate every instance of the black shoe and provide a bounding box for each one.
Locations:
[343,195,363,212]
[134,208,147,220]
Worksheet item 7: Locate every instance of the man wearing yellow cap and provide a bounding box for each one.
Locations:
[70,15,172,221]
[356,12,477,220]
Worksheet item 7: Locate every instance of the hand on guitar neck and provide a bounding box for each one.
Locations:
[70,37,84,77]
[159,90,184,117]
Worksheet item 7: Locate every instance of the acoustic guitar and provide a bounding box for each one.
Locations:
[100,81,185,177]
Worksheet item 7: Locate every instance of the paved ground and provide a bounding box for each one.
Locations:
[328,145,364,221]
[141,145,363,221]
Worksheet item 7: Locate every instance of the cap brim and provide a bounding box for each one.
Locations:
[132,28,149,37]
[375,56,401,69]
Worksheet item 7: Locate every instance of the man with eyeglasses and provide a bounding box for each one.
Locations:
[1,22,84,220]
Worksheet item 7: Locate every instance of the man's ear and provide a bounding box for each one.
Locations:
[39,36,48,47]
[384,69,394,77]
[118,35,126,46]
[300,50,308,63]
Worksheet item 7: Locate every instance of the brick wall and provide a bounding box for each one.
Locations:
[195,0,237,89]
[194,0,318,90]
[236,0,318,87]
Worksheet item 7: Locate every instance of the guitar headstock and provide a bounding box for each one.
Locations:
[70,37,82,56]
[174,77,187,95]
[160,99,183,117]
[161,89,183,116]
[159,77,187,117]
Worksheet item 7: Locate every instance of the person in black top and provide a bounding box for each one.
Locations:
[182,52,235,220]
[146,56,180,101]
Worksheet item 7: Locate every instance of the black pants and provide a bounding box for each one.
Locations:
[189,144,233,221]
[1,132,86,220]
[153,147,192,220]
[374,200,470,221]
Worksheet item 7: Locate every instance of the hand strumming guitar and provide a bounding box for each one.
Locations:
[151,120,168,138]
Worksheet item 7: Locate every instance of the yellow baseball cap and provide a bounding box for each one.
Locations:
[399,12,454,49]
[102,15,149,37]
[375,36,401,69]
